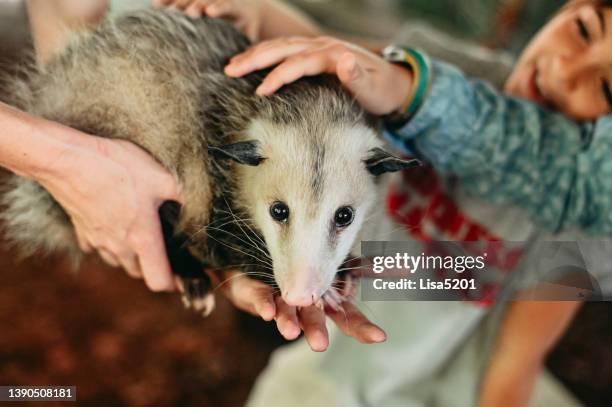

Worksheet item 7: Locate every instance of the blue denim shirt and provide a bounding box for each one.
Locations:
[384,59,612,236]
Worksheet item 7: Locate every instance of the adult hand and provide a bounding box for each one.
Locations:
[37,136,183,291]
[224,36,413,115]
[152,0,263,41]
[212,269,386,351]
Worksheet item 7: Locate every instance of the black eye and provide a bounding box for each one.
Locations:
[334,206,354,228]
[270,201,290,223]
[577,17,591,42]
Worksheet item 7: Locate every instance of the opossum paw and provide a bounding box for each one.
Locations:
[321,290,344,311]
[176,277,216,317]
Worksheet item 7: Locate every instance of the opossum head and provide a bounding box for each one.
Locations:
[212,78,419,307]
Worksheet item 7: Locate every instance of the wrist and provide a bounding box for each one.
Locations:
[386,63,414,115]
[25,118,96,184]
[381,46,432,130]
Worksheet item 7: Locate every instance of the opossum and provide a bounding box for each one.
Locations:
[1,9,418,315]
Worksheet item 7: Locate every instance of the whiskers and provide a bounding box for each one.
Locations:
[186,199,272,270]
[213,269,279,293]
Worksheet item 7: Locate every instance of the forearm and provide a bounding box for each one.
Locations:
[479,301,582,407]
[27,0,108,64]
[479,352,541,407]
[0,101,92,181]
[258,0,322,39]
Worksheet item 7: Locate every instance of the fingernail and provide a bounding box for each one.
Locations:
[224,64,238,76]
[186,9,199,18]
[207,5,219,16]
[371,329,387,343]
[261,303,275,321]
[312,334,329,352]
[284,322,300,340]
[255,85,269,95]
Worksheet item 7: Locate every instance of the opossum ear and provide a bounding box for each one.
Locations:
[208,140,265,166]
[364,148,421,176]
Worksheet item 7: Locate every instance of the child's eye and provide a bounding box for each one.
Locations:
[577,17,591,42]
[601,79,612,108]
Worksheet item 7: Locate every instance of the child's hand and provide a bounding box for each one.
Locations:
[152,0,263,41]
[225,36,413,115]
[212,269,386,351]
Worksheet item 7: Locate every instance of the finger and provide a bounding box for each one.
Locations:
[187,0,214,17]
[185,3,203,18]
[235,279,276,321]
[274,297,300,340]
[336,52,370,91]
[134,217,176,292]
[326,301,386,344]
[298,305,329,352]
[98,248,120,268]
[171,0,194,9]
[185,1,210,18]
[117,250,142,279]
[225,40,313,77]
[73,227,93,253]
[158,173,184,205]
[152,0,173,7]
[255,52,333,95]
[205,0,236,18]
[225,272,276,320]
[335,52,378,110]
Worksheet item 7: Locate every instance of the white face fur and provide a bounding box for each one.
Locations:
[235,119,382,307]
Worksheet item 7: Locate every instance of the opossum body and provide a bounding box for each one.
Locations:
[1,10,418,314]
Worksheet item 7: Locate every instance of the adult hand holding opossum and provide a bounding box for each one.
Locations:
[225,36,414,115]
[0,102,183,292]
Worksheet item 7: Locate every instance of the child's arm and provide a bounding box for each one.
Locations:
[479,301,582,407]
[385,59,612,236]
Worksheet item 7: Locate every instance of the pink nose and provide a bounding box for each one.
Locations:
[283,290,318,307]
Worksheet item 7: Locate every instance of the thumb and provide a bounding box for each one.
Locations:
[137,216,176,292]
[158,172,185,205]
[336,52,370,97]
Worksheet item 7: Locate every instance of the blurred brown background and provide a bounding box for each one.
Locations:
[0,1,610,406]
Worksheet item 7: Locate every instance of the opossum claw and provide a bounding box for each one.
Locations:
[176,277,216,317]
[322,290,343,311]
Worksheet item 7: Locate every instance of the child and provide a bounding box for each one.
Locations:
[158,0,612,405]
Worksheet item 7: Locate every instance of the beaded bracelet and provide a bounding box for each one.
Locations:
[382,45,432,130]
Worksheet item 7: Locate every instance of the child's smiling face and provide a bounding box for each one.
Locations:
[505,1,612,120]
